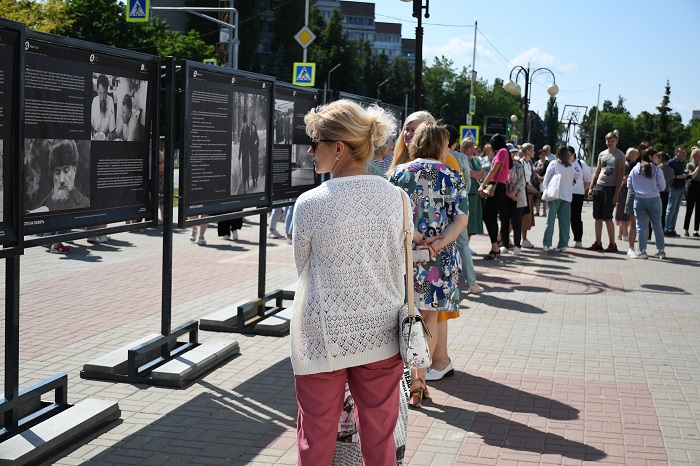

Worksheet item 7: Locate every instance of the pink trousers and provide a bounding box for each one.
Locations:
[294,353,403,466]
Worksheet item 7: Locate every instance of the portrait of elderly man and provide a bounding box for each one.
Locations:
[107,94,139,141]
[91,74,116,140]
[41,139,90,211]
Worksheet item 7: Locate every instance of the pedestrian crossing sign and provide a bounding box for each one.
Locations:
[126,0,150,23]
[460,125,479,146]
[293,62,315,87]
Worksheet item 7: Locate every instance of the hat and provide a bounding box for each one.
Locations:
[506,143,518,153]
[49,140,79,170]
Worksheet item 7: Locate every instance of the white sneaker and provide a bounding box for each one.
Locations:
[512,246,521,255]
[232,230,239,240]
[223,235,230,240]
[268,230,284,239]
[574,241,583,248]
[631,250,648,259]
[521,239,534,248]
[97,235,110,243]
[287,238,293,245]
[198,236,207,246]
[500,245,509,254]
[622,235,629,242]
[87,236,100,244]
[555,247,568,253]
[626,248,636,257]
[656,250,666,259]
[543,246,551,252]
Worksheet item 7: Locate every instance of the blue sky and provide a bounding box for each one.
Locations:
[374,0,700,126]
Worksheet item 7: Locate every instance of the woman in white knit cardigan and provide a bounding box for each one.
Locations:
[290,99,404,466]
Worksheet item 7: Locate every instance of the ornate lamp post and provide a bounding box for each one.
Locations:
[510,114,518,142]
[503,65,558,142]
[401,0,430,110]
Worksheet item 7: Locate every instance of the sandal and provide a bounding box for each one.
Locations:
[483,250,500,260]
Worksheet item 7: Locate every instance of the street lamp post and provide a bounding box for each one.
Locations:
[503,64,558,142]
[326,63,341,104]
[440,103,449,119]
[401,0,429,111]
[377,78,390,101]
[510,114,518,142]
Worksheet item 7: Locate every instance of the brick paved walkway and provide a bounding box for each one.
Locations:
[1,203,699,465]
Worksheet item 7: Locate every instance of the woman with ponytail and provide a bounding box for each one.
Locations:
[627,146,666,259]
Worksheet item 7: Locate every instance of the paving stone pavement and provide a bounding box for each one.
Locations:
[1,203,699,465]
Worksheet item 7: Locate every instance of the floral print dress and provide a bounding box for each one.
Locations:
[389,158,469,312]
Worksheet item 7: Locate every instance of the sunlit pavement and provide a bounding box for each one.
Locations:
[1,202,699,465]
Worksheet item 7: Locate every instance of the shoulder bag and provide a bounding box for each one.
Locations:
[479,163,501,199]
[542,164,562,202]
[396,187,431,369]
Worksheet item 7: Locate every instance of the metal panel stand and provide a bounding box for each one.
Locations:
[80,56,239,388]
[0,20,120,463]
[200,212,296,336]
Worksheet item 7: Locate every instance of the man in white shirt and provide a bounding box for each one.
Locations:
[91,74,115,139]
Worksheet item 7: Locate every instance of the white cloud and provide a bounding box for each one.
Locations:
[510,48,576,74]
[423,37,499,70]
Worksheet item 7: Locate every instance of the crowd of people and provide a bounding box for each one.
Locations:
[283,99,699,464]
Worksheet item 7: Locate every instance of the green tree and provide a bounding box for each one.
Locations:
[308,7,347,96]
[655,80,672,152]
[265,0,305,80]
[183,0,260,68]
[634,111,656,143]
[543,96,560,148]
[0,0,72,33]
[685,118,700,152]
[62,0,212,61]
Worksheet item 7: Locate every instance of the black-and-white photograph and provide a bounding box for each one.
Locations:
[274,99,294,145]
[231,91,268,195]
[24,138,91,213]
[291,144,315,187]
[91,73,148,142]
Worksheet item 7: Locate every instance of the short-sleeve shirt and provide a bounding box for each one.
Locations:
[468,156,483,195]
[572,159,593,195]
[491,148,510,185]
[668,157,686,189]
[596,148,625,187]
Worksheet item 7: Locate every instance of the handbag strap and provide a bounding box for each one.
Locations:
[396,187,416,318]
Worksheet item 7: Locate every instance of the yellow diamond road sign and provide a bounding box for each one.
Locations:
[294,26,316,49]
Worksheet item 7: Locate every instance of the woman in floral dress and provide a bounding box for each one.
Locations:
[389,122,469,407]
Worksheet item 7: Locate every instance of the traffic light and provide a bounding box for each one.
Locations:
[507,123,512,133]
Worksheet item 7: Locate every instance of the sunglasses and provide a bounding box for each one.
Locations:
[309,139,335,152]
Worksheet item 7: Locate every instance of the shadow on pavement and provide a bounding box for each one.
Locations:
[53,246,103,263]
[641,283,689,294]
[423,371,607,461]
[50,358,298,465]
[470,293,546,314]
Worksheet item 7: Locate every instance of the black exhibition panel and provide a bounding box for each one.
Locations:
[22,30,160,237]
[271,82,321,203]
[178,61,274,225]
[0,19,23,254]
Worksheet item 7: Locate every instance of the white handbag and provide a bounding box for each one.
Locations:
[396,187,431,369]
[542,173,562,202]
